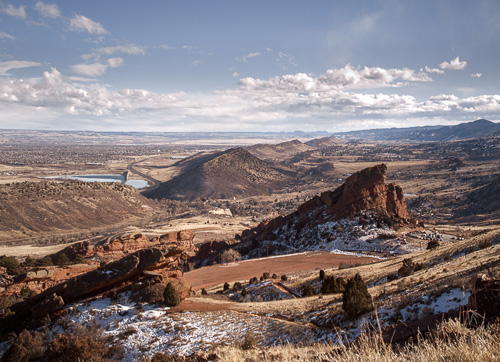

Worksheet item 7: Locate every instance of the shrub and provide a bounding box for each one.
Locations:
[223,282,230,291]
[201,288,208,295]
[427,240,440,250]
[1,329,44,362]
[220,249,241,263]
[163,283,180,307]
[44,332,108,362]
[249,276,258,284]
[281,275,288,282]
[271,273,278,279]
[319,269,326,280]
[321,275,346,294]
[233,282,242,291]
[301,284,315,298]
[241,333,257,350]
[398,258,424,277]
[74,254,86,264]
[342,273,373,318]
[241,287,248,297]
[56,253,70,267]
[262,272,271,280]
[0,256,21,275]
[20,288,36,299]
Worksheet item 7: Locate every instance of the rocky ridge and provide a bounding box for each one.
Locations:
[239,164,409,256]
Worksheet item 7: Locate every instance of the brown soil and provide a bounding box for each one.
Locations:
[184,251,377,291]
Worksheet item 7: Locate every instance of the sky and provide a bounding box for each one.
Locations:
[0,0,499,133]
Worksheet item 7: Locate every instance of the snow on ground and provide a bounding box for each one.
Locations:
[51,292,313,361]
[230,280,294,302]
[397,288,471,323]
[260,211,418,257]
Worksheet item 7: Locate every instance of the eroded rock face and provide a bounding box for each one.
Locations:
[12,247,188,319]
[242,164,408,242]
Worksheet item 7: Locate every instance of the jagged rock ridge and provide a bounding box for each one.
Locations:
[240,164,408,254]
[145,147,291,200]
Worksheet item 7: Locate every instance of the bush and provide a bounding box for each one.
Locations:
[1,329,44,362]
[74,254,86,264]
[163,283,180,307]
[319,269,326,280]
[398,258,425,277]
[342,273,373,318]
[44,332,108,362]
[262,272,271,280]
[427,240,440,250]
[233,282,242,291]
[201,288,208,295]
[301,284,315,298]
[272,273,278,279]
[249,276,258,284]
[223,282,230,291]
[220,249,241,263]
[56,253,70,267]
[241,287,248,297]
[321,275,346,294]
[280,275,288,282]
[0,256,22,275]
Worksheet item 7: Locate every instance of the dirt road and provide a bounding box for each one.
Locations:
[184,251,379,290]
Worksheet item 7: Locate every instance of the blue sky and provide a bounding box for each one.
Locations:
[0,0,499,132]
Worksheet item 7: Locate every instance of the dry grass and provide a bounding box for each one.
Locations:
[203,317,500,361]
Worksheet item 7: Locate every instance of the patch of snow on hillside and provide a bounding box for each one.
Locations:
[52,293,313,360]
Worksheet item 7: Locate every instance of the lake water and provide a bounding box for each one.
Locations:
[46,174,149,189]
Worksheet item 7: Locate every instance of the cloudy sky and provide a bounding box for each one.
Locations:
[0,0,499,132]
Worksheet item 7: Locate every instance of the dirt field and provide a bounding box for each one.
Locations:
[184,251,378,290]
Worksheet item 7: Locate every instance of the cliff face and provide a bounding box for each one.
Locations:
[241,164,408,244]
[299,163,407,220]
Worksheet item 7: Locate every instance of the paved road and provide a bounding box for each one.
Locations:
[126,157,162,187]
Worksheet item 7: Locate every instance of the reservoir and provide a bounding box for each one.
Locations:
[45,174,149,189]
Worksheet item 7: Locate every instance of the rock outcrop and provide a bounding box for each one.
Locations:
[241,164,408,243]
[12,247,188,320]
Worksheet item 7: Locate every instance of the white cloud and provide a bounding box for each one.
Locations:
[0,32,15,41]
[70,14,109,34]
[86,44,146,58]
[0,65,498,132]
[439,56,467,70]
[71,62,109,76]
[236,52,262,62]
[34,1,61,19]
[0,60,42,75]
[2,4,27,19]
[191,60,202,67]
[470,73,483,78]
[232,72,239,78]
[107,57,124,68]
[424,66,444,74]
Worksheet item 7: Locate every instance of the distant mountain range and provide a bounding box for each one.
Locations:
[332,119,500,142]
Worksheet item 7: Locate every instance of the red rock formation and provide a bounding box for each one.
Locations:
[243,164,408,242]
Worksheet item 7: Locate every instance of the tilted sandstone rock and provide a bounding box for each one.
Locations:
[242,164,408,243]
[12,247,188,319]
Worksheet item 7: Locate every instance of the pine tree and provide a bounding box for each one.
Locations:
[342,273,372,318]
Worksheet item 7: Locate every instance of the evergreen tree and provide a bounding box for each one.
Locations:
[342,273,372,318]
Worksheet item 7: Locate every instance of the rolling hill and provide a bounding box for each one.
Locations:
[144,147,291,200]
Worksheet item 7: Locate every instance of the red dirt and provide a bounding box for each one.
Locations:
[184,251,378,291]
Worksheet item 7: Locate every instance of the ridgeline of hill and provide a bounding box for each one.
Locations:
[0,181,156,241]
[144,148,291,200]
[333,119,500,141]
[245,139,314,163]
